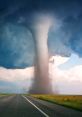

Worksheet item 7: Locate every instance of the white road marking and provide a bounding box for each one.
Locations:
[22,95,50,117]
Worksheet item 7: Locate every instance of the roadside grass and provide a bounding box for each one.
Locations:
[0,93,9,96]
[31,95,82,111]
[0,93,15,97]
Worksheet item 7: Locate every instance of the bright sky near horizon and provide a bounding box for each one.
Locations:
[0,54,82,94]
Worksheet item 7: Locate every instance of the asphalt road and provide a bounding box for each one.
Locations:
[0,95,82,117]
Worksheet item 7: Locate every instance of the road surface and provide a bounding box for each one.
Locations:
[0,94,82,117]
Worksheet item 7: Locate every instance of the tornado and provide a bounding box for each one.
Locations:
[29,14,53,94]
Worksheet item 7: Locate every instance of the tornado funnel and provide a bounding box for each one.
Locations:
[29,14,53,94]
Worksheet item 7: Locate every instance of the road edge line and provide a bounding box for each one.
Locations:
[22,95,49,117]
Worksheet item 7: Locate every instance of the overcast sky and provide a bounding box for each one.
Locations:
[0,0,82,94]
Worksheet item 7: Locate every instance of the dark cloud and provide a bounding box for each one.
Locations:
[0,0,82,20]
[0,0,82,68]
[0,23,35,68]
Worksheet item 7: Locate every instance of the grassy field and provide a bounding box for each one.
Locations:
[0,93,15,97]
[31,95,82,111]
[0,94,9,96]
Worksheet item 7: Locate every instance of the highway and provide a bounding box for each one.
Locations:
[0,95,82,117]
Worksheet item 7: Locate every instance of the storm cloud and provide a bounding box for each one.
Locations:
[0,0,82,94]
[0,0,82,68]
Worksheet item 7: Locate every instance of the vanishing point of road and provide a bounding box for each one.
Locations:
[0,95,82,117]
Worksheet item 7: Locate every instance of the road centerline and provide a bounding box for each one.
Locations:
[22,95,49,117]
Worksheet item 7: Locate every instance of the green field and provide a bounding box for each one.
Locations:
[0,94,9,96]
[31,95,82,111]
[0,93,15,98]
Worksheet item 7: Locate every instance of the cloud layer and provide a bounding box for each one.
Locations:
[0,0,82,68]
[0,55,82,94]
[49,55,82,94]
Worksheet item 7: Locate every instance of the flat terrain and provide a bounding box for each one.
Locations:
[32,95,82,111]
[0,94,82,117]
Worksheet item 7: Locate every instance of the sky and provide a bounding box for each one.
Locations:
[0,0,82,94]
